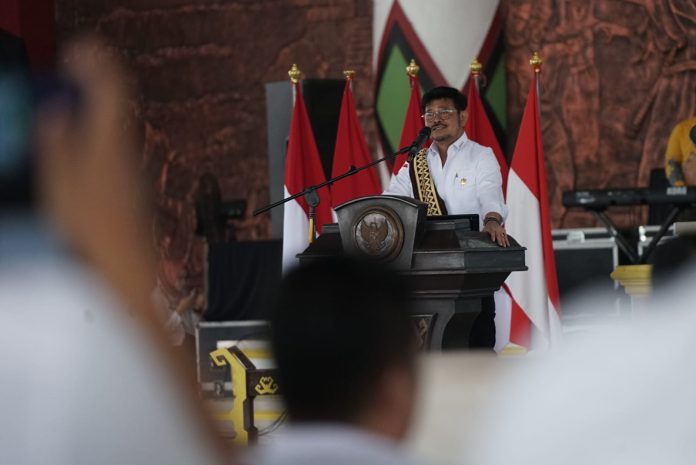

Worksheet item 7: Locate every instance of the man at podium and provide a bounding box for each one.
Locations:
[384,86,508,247]
[384,86,509,349]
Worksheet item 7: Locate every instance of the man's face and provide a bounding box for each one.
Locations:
[423,98,467,145]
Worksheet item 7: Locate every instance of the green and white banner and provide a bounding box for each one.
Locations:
[373,0,506,155]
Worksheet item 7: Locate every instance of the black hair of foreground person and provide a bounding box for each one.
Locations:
[270,256,418,427]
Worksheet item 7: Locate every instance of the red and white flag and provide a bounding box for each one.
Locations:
[504,72,562,349]
[393,73,426,174]
[283,82,333,271]
[331,77,382,207]
[463,79,515,351]
[464,80,508,193]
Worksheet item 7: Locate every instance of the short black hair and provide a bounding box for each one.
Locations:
[270,256,416,423]
[421,86,468,114]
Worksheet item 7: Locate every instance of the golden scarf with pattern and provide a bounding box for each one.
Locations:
[408,148,448,216]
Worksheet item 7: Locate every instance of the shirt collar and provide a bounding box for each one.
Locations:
[427,130,469,157]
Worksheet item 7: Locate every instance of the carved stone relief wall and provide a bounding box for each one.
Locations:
[55,0,375,295]
[504,0,696,228]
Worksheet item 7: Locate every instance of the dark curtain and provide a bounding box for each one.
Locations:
[205,240,282,321]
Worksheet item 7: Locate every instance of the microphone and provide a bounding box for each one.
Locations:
[398,127,431,160]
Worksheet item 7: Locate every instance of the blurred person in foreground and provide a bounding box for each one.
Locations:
[0,37,227,465]
[246,257,423,465]
[466,248,696,465]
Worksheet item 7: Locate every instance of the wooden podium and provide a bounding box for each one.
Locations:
[297,196,527,350]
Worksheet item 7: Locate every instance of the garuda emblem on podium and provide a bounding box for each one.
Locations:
[352,207,404,261]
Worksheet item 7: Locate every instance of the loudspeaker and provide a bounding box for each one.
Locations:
[265,79,344,238]
[301,79,345,179]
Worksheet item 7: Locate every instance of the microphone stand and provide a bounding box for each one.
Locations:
[253,145,419,243]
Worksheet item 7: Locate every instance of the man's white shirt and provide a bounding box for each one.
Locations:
[384,132,507,226]
[0,215,221,465]
[244,424,423,465]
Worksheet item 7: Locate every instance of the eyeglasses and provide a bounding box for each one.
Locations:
[421,109,458,121]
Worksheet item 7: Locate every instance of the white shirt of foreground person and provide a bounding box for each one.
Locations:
[244,424,423,465]
[384,131,507,227]
[466,267,696,465]
[0,215,220,465]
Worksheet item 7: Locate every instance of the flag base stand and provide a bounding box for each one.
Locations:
[611,264,652,317]
[610,264,652,297]
[499,343,527,357]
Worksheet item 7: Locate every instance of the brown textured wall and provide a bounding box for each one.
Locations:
[504,0,696,228]
[55,0,374,287]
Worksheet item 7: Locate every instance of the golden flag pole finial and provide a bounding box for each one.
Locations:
[343,69,355,81]
[530,52,542,73]
[406,59,420,77]
[288,63,301,84]
[470,57,483,92]
[470,57,482,76]
[530,52,542,120]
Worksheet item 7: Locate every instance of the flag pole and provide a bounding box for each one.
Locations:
[344,69,355,90]
[530,52,542,110]
[385,58,421,178]
[470,57,483,93]
[406,58,419,85]
[406,59,419,112]
[287,63,318,244]
[288,63,300,102]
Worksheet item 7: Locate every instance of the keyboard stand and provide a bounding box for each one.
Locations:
[636,205,683,264]
[590,205,684,265]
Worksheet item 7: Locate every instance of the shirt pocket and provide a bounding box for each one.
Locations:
[453,170,476,192]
